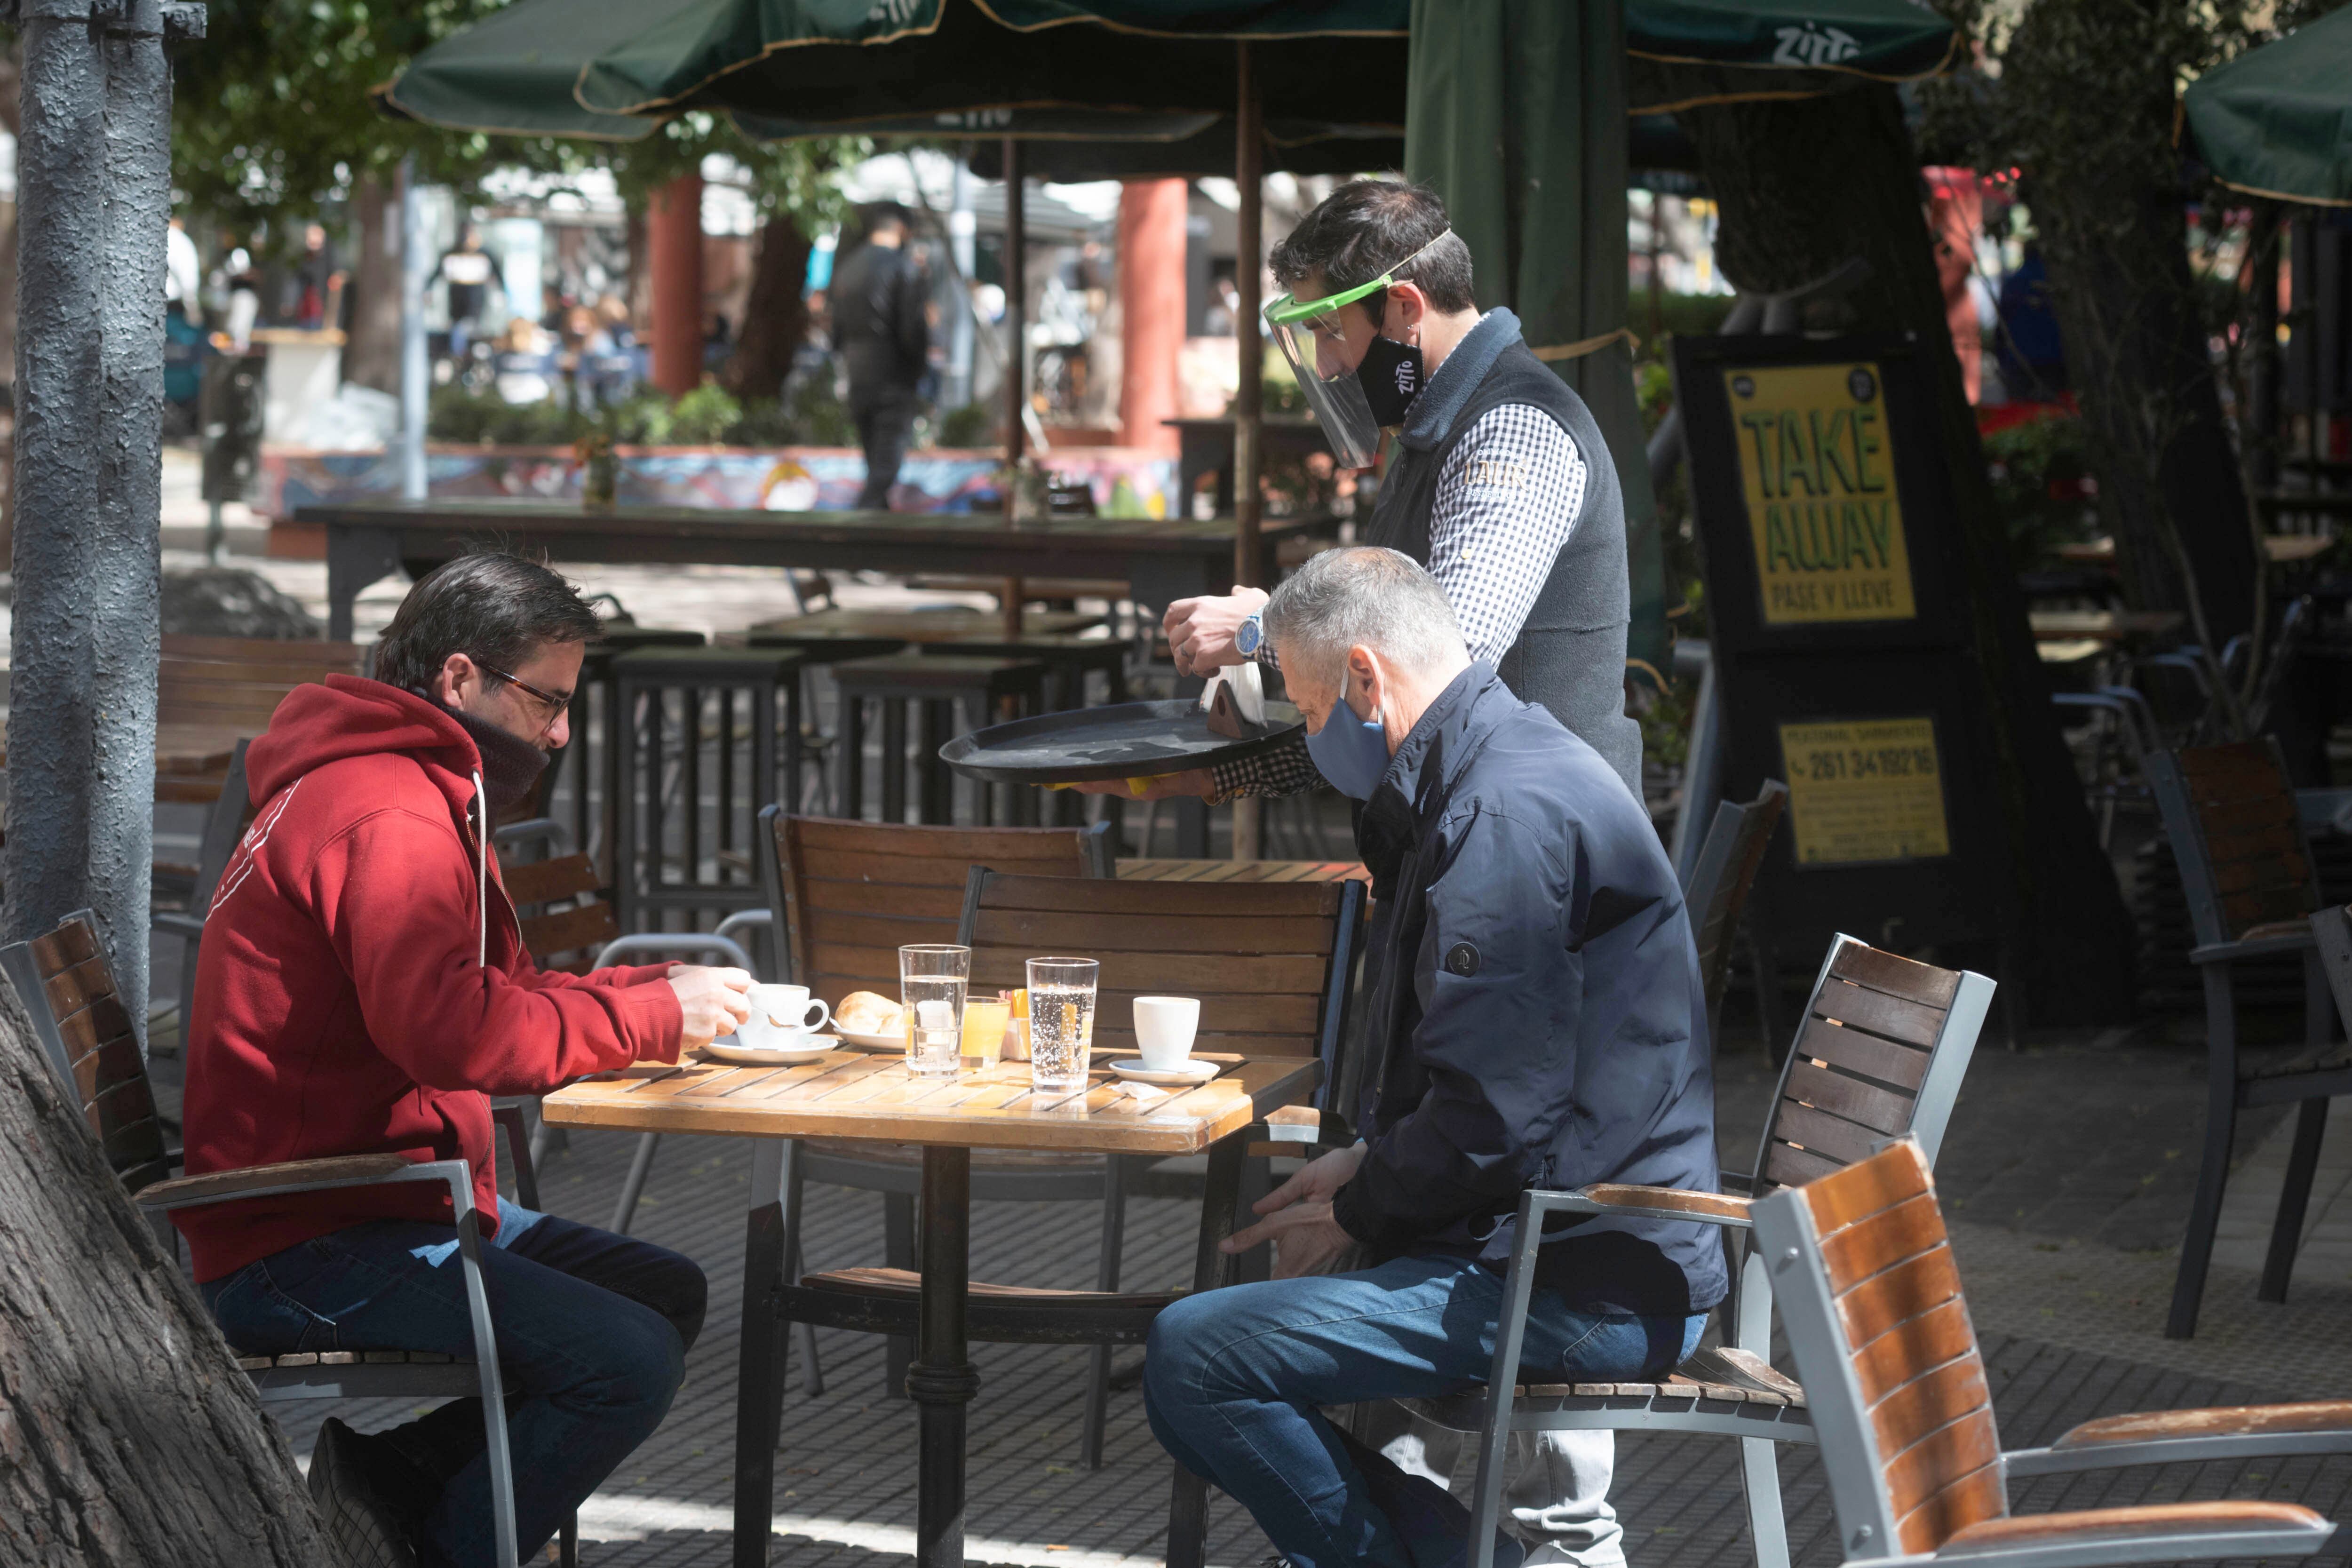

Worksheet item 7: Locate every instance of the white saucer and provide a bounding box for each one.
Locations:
[836,1026,907,1052]
[1106,1058,1220,1087]
[702,1034,838,1067]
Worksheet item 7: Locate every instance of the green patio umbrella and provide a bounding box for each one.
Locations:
[1406,0,1672,681]
[2181,5,2352,207]
[734,109,1409,180]
[552,0,1952,119]
[382,0,1958,690]
[373,0,669,139]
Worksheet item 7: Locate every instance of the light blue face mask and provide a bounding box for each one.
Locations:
[1304,692,1391,800]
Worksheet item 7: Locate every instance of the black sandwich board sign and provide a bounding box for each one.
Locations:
[1671,332,2003,969]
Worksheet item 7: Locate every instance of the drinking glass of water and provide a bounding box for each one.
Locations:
[899,945,970,1077]
[1025,956,1099,1093]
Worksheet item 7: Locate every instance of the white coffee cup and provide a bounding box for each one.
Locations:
[735,983,832,1049]
[1132,995,1201,1071]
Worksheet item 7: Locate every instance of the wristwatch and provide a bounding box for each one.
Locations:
[1235,612,1265,658]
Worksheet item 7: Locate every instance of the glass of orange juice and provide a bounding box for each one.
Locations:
[961,998,1011,1063]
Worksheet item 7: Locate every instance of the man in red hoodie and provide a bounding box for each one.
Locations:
[180,552,754,1568]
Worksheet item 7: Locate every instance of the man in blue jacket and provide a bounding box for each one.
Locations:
[1144,547,1724,1568]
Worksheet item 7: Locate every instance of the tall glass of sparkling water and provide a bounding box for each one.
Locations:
[1025,957,1099,1092]
[899,945,970,1076]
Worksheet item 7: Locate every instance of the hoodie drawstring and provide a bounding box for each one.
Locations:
[473,769,488,968]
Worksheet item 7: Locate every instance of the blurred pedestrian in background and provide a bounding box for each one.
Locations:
[829,203,931,510]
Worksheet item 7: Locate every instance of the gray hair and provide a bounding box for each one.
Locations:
[1262,546,1467,687]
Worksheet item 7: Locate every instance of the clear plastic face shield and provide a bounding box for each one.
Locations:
[1262,230,1453,470]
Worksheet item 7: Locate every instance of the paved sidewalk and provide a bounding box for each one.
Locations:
[192,1034,2349,1568]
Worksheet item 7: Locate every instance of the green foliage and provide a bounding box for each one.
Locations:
[937,402,995,448]
[1635,674,1695,771]
[1982,412,2100,570]
[426,384,575,445]
[172,2,864,245]
[430,375,857,449]
[727,398,799,448]
[784,371,855,447]
[1633,291,1738,350]
[173,0,524,232]
[667,381,744,446]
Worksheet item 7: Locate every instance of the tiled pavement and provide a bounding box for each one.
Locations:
[190,1035,2352,1568]
[114,505,2352,1561]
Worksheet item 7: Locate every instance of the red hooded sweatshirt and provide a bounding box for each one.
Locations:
[177,675,683,1282]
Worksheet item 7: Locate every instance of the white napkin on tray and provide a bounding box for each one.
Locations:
[1199,661,1267,724]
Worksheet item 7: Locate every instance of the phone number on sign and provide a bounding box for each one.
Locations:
[1796,746,1938,783]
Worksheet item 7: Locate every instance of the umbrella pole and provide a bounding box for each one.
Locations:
[1231,41,1265,860]
[1003,135,1026,641]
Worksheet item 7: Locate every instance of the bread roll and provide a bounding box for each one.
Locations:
[837,990,903,1035]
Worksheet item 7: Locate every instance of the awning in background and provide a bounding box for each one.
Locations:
[2181,4,2352,207]
[372,0,673,139]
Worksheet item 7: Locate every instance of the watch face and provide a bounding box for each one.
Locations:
[1238,617,1261,653]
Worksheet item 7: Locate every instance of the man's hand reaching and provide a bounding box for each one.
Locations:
[667,964,754,1051]
[1164,587,1269,678]
[1221,1142,1366,1279]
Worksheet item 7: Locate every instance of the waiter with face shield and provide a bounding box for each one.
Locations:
[1115,177,1643,811]
[1082,176,1645,1568]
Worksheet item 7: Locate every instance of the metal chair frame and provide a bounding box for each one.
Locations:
[1422,936,1995,1568]
[0,914,525,1568]
[2144,740,2352,1337]
[1681,778,1789,1046]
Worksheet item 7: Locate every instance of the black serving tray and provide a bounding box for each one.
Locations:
[938,699,1304,785]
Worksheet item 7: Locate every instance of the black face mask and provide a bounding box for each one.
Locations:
[1355,331,1424,427]
[441,701,551,818]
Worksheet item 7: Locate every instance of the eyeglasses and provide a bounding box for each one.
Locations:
[477,661,573,734]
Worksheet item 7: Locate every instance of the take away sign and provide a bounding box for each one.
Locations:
[1725,360,1915,625]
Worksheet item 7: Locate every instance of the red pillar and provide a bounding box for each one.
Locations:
[1117,180,1188,455]
[648,175,704,397]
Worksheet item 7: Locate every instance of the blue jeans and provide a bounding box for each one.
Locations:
[203,1201,706,1568]
[1144,1253,1706,1568]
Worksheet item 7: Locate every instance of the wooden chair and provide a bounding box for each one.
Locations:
[0,912,530,1568]
[150,738,254,1048]
[755,813,1123,1449]
[772,861,1365,1475]
[155,634,363,802]
[2145,739,2351,1337]
[1753,1136,2351,1567]
[485,816,759,1230]
[1681,778,1788,1044]
[1404,936,1995,1568]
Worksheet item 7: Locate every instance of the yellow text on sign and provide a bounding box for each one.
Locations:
[1779,717,1950,865]
[1727,362,1915,624]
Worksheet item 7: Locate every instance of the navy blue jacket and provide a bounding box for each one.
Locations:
[1328,665,1727,1317]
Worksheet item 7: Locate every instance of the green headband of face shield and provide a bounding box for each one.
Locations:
[1262,229,1456,330]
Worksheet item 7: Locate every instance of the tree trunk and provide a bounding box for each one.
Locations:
[0,978,329,1565]
[2002,0,2258,656]
[343,171,402,395]
[1678,84,2136,1021]
[0,34,23,554]
[720,214,811,404]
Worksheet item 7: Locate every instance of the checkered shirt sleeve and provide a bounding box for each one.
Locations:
[1423,403,1588,666]
[1209,403,1588,802]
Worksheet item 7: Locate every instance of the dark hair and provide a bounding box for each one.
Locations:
[863,202,913,235]
[1269,179,1478,319]
[371,551,600,692]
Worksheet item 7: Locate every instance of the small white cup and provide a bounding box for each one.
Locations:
[736,983,831,1050]
[1132,995,1201,1071]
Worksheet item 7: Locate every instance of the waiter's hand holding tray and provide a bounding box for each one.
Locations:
[938,664,1301,792]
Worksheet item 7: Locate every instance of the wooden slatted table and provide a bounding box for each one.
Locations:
[541,1047,1320,1568]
